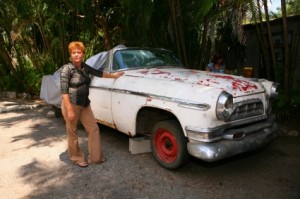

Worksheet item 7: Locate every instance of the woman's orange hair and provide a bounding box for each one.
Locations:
[68,41,85,54]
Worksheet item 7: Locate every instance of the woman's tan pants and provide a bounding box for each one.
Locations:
[61,103,102,164]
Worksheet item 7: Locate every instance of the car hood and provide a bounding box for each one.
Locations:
[124,68,264,97]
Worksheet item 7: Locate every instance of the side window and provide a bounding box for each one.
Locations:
[113,51,125,70]
[120,50,144,68]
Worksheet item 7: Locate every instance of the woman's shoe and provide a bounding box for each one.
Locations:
[76,162,88,168]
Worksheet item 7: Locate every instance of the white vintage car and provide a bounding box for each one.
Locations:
[40,45,279,169]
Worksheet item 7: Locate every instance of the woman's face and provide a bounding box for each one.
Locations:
[217,58,223,64]
[70,47,84,65]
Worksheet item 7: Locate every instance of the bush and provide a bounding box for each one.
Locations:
[274,88,300,122]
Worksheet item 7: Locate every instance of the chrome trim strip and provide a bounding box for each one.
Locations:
[178,103,211,111]
[187,120,278,162]
[90,85,112,91]
[89,86,211,111]
[185,114,268,134]
[186,114,271,143]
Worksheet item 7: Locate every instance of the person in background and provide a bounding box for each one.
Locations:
[206,51,228,74]
[60,41,124,168]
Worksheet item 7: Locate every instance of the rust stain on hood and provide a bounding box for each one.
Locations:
[125,68,263,97]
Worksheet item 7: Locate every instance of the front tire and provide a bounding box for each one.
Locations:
[150,120,189,169]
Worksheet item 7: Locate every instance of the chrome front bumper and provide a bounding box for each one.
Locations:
[187,116,278,162]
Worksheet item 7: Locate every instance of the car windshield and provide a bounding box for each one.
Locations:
[112,49,183,70]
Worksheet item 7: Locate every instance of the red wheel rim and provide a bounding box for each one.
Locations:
[154,128,178,163]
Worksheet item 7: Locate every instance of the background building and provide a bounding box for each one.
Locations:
[242,14,300,90]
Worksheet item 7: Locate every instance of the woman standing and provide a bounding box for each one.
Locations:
[60,41,123,167]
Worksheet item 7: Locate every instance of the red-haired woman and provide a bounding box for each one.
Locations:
[60,41,123,167]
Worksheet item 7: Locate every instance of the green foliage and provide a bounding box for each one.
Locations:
[40,56,58,75]
[119,0,155,46]
[287,0,300,15]
[274,87,300,121]
[291,87,300,107]
[274,92,291,121]
[0,57,44,95]
[21,68,42,95]
[0,75,18,92]
[0,0,298,108]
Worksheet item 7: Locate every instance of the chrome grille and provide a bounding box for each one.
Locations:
[229,99,264,121]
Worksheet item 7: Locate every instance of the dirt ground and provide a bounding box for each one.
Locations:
[0,98,300,199]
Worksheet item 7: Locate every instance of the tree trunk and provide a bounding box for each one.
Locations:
[100,16,112,50]
[169,0,181,61]
[281,0,290,97]
[262,0,276,80]
[175,0,188,67]
[290,25,300,87]
[92,0,112,50]
[257,0,270,78]
[168,0,188,67]
[199,16,209,70]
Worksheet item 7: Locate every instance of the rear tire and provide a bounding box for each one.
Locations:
[150,120,189,169]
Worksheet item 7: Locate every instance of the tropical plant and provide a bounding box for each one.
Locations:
[0,0,299,110]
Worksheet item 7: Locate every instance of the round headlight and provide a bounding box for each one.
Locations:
[270,82,279,100]
[216,91,233,121]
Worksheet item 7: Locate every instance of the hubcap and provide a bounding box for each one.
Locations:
[154,128,178,163]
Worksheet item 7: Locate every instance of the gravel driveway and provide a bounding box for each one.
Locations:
[0,99,300,199]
